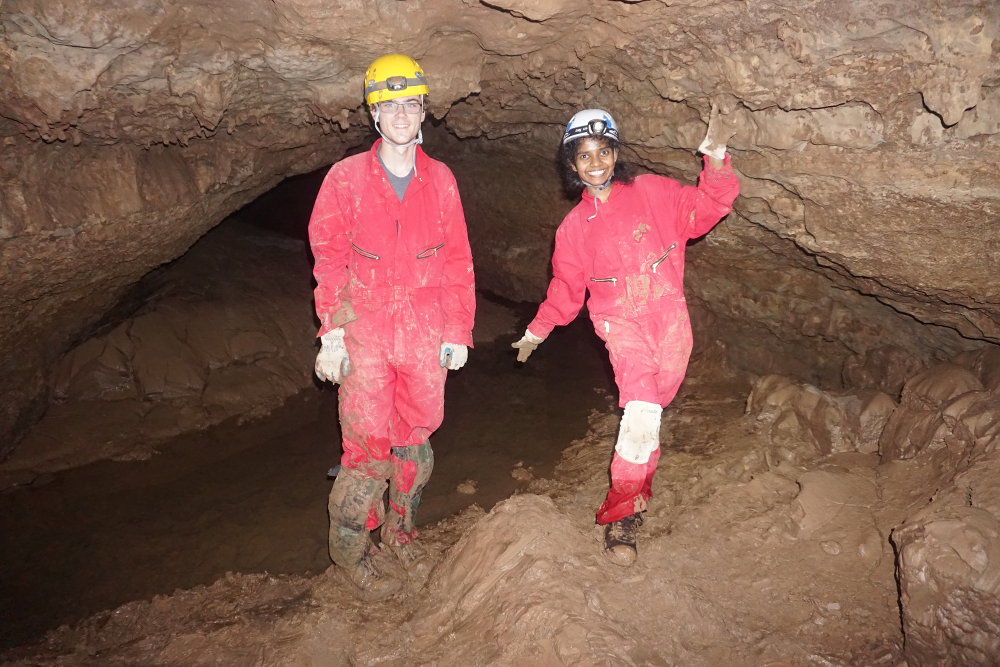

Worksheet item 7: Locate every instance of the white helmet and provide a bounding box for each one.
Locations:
[563,109,620,145]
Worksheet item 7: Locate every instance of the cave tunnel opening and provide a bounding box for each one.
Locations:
[0,126,634,649]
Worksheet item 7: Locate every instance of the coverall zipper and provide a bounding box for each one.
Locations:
[417,243,445,259]
[651,243,677,273]
[352,243,380,260]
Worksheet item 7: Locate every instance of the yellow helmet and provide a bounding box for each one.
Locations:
[364,54,429,105]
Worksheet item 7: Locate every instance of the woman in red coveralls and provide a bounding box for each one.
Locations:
[309,54,475,599]
[512,107,739,566]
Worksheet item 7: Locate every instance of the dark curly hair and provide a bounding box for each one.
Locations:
[557,135,638,198]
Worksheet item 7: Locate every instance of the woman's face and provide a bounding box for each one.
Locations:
[571,137,618,190]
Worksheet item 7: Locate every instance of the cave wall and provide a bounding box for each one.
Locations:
[2,0,999,453]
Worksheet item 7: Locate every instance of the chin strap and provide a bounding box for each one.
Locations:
[586,169,614,221]
[594,166,615,191]
[372,108,422,175]
[372,108,424,148]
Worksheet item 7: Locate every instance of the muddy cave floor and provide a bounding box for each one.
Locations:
[1,325,916,665]
[0,315,616,651]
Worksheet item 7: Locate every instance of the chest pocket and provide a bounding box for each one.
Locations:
[587,275,620,308]
[651,243,676,274]
[417,242,444,259]
[407,181,450,285]
[352,243,380,261]
[647,241,684,301]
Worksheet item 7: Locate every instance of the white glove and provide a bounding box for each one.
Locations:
[511,329,545,363]
[697,101,736,160]
[315,328,350,384]
[439,342,468,370]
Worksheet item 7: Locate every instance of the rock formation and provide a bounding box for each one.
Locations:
[3,0,998,451]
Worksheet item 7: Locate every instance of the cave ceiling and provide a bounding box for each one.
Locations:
[1,0,998,444]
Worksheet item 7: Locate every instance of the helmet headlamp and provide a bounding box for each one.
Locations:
[364,54,429,105]
[563,109,620,145]
[385,75,408,92]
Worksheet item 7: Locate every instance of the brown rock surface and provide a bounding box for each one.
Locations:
[0,221,316,485]
[3,0,999,450]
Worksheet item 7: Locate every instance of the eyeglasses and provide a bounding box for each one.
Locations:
[378,100,423,114]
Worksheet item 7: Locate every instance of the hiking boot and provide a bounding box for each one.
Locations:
[342,557,401,601]
[383,539,431,580]
[603,513,644,567]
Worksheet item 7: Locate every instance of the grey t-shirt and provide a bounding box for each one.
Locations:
[378,153,413,202]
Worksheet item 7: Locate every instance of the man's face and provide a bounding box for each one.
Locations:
[571,136,618,189]
[373,95,425,145]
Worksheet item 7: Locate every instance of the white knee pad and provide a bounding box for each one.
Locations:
[614,400,663,464]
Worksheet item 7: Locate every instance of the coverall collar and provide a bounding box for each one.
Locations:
[581,179,626,204]
[369,139,430,188]
[580,179,628,220]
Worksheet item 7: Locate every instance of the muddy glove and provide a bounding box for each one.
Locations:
[439,343,468,371]
[511,329,545,363]
[697,101,738,160]
[315,328,350,384]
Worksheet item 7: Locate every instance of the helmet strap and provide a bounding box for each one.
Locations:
[372,107,422,175]
[594,168,614,190]
[372,107,424,149]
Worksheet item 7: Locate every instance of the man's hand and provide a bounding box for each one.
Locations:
[511,329,545,363]
[315,328,350,384]
[439,343,469,371]
[697,100,739,162]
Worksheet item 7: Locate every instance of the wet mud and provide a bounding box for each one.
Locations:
[0,314,614,649]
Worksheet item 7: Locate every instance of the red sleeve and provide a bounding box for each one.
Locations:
[676,154,740,239]
[308,164,356,336]
[528,218,587,338]
[438,167,476,347]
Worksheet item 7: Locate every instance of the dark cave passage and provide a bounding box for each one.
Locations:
[0,177,619,648]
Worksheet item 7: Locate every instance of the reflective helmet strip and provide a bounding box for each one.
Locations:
[366,73,427,95]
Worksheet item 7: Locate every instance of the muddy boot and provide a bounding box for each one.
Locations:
[387,443,434,536]
[382,535,431,581]
[327,466,387,568]
[381,443,434,581]
[341,555,401,602]
[603,513,644,567]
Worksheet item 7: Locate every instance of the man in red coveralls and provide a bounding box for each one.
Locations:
[309,54,475,599]
[512,105,738,566]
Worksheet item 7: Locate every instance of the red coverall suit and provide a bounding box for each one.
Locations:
[309,140,475,566]
[527,156,739,524]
